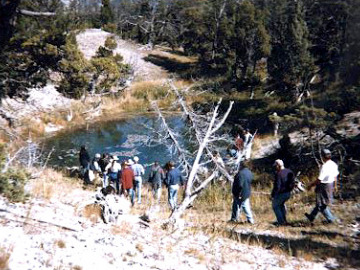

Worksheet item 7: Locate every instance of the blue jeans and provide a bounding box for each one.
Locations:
[153,187,161,203]
[231,197,254,224]
[102,173,108,187]
[109,172,119,194]
[308,204,335,222]
[272,192,291,224]
[168,185,179,210]
[134,180,142,203]
[125,188,134,206]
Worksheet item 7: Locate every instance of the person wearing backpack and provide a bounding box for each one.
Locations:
[148,161,165,203]
[271,159,294,226]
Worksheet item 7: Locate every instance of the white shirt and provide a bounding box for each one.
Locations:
[132,163,145,181]
[105,161,122,173]
[318,160,339,184]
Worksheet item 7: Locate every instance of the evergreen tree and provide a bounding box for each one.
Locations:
[227,0,270,85]
[267,0,314,98]
[101,0,113,26]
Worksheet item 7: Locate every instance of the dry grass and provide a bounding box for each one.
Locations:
[30,168,82,201]
[150,50,197,64]
[83,204,102,223]
[55,239,66,249]
[0,246,12,270]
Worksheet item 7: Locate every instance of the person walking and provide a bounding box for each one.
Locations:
[230,161,254,224]
[99,153,110,187]
[305,149,339,224]
[79,145,91,184]
[131,156,145,204]
[121,161,135,206]
[89,153,102,184]
[271,159,294,225]
[165,161,185,211]
[105,156,122,194]
[243,129,253,160]
[148,161,165,203]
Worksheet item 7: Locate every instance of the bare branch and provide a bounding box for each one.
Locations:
[19,9,56,16]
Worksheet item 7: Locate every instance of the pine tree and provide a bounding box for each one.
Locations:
[101,0,113,26]
[267,0,314,98]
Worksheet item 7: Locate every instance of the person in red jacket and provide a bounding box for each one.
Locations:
[121,161,135,206]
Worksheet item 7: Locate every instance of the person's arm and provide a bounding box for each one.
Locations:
[141,165,145,175]
[334,175,338,193]
[307,179,320,190]
[271,173,280,198]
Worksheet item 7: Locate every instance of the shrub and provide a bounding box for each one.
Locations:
[58,33,92,98]
[0,169,29,202]
[102,23,117,34]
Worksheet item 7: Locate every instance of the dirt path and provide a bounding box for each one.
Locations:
[76,28,167,81]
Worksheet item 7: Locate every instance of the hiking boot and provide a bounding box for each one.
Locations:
[228,219,237,223]
[304,213,314,223]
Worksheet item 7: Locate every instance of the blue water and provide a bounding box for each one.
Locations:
[43,115,187,173]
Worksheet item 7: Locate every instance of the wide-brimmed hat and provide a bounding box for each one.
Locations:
[112,156,119,161]
[133,156,139,162]
[323,149,331,155]
[127,159,134,165]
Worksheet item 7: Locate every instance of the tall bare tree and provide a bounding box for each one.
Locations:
[150,83,234,224]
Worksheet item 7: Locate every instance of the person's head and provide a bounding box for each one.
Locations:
[169,161,175,168]
[133,156,139,163]
[154,161,159,166]
[95,153,101,159]
[273,159,285,172]
[127,159,134,166]
[323,149,332,160]
[112,156,119,163]
[80,145,86,151]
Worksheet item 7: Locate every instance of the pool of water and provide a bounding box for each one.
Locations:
[43,115,187,173]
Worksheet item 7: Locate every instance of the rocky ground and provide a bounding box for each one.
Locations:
[0,182,337,270]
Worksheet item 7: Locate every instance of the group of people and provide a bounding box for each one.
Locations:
[80,144,339,225]
[79,145,184,210]
[231,148,339,226]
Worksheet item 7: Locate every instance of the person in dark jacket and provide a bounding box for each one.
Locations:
[165,161,185,210]
[230,161,254,224]
[79,145,91,183]
[271,159,294,225]
[99,153,110,187]
[148,161,165,203]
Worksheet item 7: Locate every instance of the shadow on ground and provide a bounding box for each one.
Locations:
[227,225,360,269]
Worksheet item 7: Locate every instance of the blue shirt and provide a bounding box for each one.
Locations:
[232,168,253,200]
[165,168,185,186]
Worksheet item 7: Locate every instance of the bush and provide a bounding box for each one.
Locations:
[0,169,29,202]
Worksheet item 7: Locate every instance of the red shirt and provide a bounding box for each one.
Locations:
[121,167,134,189]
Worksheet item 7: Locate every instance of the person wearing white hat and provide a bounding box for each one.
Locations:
[271,159,294,225]
[131,156,145,204]
[105,156,122,194]
[305,149,339,224]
